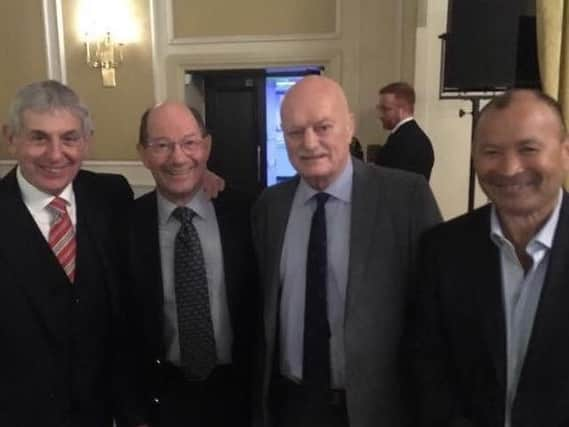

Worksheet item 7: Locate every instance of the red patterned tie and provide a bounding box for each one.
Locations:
[48,197,76,283]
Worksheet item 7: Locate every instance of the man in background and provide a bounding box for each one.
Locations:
[128,101,256,426]
[252,75,441,427]
[0,80,144,426]
[414,89,569,427]
[374,81,434,181]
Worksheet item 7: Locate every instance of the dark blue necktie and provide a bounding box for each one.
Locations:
[172,207,217,380]
[303,192,331,390]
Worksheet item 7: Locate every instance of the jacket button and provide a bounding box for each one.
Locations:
[155,359,161,365]
[153,397,160,405]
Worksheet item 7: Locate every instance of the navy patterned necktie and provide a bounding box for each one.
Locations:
[303,192,331,390]
[172,206,217,380]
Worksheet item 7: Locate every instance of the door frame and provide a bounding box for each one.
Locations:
[164,50,342,102]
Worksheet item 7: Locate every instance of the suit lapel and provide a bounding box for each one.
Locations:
[471,208,507,388]
[213,193,238,324]
[133,191,166,354]
[0,169,68,341]
[347,160,381,302]
[73,172,122,314]
[519,193,569,385]
[264,178,298,334]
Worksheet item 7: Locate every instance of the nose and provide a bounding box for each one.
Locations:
[499,152,523,176]
[169,141,190,164]
[302,127,319,149]
[45,140,64,161]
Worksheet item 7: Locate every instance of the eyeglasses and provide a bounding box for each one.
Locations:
[145,137,205,156]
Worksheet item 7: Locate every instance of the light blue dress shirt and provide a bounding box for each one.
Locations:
[279,158,352,389]
[156,189,233,366]
[490,190,562,427]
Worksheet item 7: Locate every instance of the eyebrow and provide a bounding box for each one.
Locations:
[27,128,82,135]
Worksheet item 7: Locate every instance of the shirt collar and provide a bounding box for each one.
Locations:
[391,117,414,134]
[298,157,353,205]
[16,165,75,214]
[157,186,209,226]
[490,189,563,251]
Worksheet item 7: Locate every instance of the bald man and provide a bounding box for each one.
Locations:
[252,76,441,427]
[414,90,569,427]
[126,102,256,427]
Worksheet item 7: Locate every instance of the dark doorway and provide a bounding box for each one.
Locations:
[186,67,322,196]
[199,70,266,196]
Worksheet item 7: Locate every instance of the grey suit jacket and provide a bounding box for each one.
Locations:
[251,158,441,427]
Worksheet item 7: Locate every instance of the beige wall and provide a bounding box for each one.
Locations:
[0,0,478,219]
[0,0,48,159]
[173,0,336,38]
[0,0,155,161]
[61,0,155,160]
[413,0,486,219]
[0,0,414,163]
[356,0,416,148]
[157,0,416,157]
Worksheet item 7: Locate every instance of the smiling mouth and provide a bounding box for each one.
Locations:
[493,183,533,193]
[41,166,69,175]
[300,154,326,161]
[165,168,196,177]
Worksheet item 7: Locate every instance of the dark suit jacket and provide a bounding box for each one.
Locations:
[251,158,442,427]
[414,194,569,427]
[0,168,135,427]
[374,119,434,181]
[127,187,257,419]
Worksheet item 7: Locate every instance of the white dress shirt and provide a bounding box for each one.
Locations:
[390,116,414,134]
[16,166,76,239]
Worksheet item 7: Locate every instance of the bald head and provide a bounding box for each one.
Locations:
[281,75,351,121]
[280,75,354,190]
[139,101,208,146]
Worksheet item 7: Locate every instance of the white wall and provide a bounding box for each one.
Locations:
[413,0,487,220]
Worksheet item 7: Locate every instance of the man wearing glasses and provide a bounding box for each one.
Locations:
[128,101,256,426]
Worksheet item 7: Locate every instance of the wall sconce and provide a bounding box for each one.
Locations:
[84,32,125,87]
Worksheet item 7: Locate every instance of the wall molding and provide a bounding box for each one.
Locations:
[165,0,342,45]
[165,49,343,100]
[169,32,341,46]
[151,0,345,101]
[42,0,67,82]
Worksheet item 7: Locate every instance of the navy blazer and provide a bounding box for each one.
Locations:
[414,193,569,427]
[0,168,135,426]
[374,119,434,181]
[126,187,257,418]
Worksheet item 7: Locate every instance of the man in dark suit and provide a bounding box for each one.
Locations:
[374,82,434,181]
[252,75,441,427]
[0,80,145,426]
[413,89,569,427]
[128,101,256,426]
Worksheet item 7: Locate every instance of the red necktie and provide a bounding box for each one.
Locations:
[47,197,76,283]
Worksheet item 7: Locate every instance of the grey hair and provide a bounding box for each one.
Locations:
[6,80,94,137]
